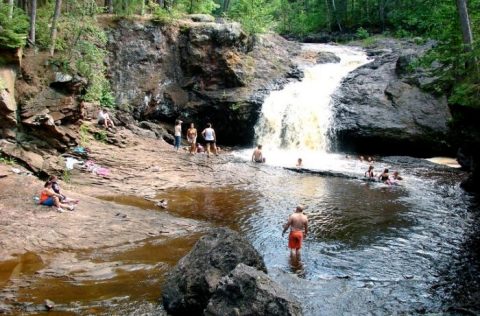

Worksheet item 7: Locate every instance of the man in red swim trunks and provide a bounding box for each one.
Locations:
[282,205,308,257]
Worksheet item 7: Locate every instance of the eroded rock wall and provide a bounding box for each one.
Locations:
[106,18,301,146]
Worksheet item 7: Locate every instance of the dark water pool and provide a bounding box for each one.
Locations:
[2,159,479,315]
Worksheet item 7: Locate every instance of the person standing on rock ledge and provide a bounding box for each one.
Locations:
[201,123,218,157]
[282,205,308,257]
[187,123,197,155]
[174,119,182,151]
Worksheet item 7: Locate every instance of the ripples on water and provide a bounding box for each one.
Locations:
[131,156,477,314]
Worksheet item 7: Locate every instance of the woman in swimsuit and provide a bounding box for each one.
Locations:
[378,168,390,183]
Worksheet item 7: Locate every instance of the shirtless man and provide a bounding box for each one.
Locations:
[282,205,308,257]
[252,145,266,163]
[187,123,197,155]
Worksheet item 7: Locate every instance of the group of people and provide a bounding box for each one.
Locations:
[38,176,79,213]
[174,120,219,157]
[365,165,403,184]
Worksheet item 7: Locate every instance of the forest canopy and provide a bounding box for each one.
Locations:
[0,0,478,109]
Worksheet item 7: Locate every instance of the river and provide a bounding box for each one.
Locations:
[4,44,479,315]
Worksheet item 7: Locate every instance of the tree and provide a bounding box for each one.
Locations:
[29,0,37,45]
[49,0,62,56]
[455,0,474,52]
[8,0,14,19]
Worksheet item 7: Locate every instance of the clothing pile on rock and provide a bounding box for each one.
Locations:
[84,160,110,177]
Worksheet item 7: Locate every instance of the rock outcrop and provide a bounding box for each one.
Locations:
[205,264,303,316]
[162,227,267,315]
[106,19,301,146]
[330,39,452,156]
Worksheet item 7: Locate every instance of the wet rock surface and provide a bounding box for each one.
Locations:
[163,227,267,315]
[205,263,303,316]
[331,39,451,157]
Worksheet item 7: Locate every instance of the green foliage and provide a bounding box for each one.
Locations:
[94,130,108,142]
[0,5,29,48]
[355,27,369,39]
[114,0,145,16]
[228,0,274,34]
[43,1,115,106]
[177,0,219,14]
[62,168,72,183]
[79,123,90,146]
[149,2,180,24]
[0,155,16,166]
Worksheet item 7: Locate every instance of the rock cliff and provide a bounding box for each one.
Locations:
[106,18,301,146]
[330,39,452,157]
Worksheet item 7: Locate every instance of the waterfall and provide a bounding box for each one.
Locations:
[254,44,370,154]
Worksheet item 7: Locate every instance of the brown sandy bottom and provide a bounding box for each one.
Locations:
[0,127,261,314]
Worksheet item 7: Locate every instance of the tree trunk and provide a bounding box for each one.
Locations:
[104,0,113,13]
[455,0,474,52]
[331,0,342,32]
[49,0,62,56]
[8,0,14,19]
[324,0,331,31]
[29,0,37,46]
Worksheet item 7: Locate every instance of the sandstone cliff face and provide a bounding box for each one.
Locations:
[330,39,452,157]
[106,18,301,145]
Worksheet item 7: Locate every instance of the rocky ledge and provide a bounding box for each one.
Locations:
[330,39,452,157]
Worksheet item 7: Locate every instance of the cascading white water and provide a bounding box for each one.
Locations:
[237,44,371,169]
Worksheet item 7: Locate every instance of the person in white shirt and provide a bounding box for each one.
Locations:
[97,108,115,129]
[174,119,182,150]
[201,123,218,157]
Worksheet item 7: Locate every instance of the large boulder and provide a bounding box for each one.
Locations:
[106,19,301,146]
[162,227,267,315]
[205,264,303,316]
[330,40,451,157]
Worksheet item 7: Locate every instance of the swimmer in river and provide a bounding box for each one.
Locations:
[365,165,375,178]
[296,158,303,168]
[378,168,390,183]
[252,145,266,163]
[392,171,403,180]
[282,205,308,257]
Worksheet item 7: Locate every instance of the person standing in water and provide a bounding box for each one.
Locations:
[201,123,217,157]
[282,205,308,257]
[252,145,266,163]
[187,123,197,155]
[365,165,375,178]
[174,120,182,151]
[378,168,390,183]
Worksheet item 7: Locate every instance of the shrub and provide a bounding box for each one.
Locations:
[355,27,369,40]
[0,5,29,49]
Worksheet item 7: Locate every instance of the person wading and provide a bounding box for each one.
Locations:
[282,205,308,257]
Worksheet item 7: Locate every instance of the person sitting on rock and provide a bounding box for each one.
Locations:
[196,143,205,153]
[97,108,115,129]
[48,175,79,204]
[39,181,75,213]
